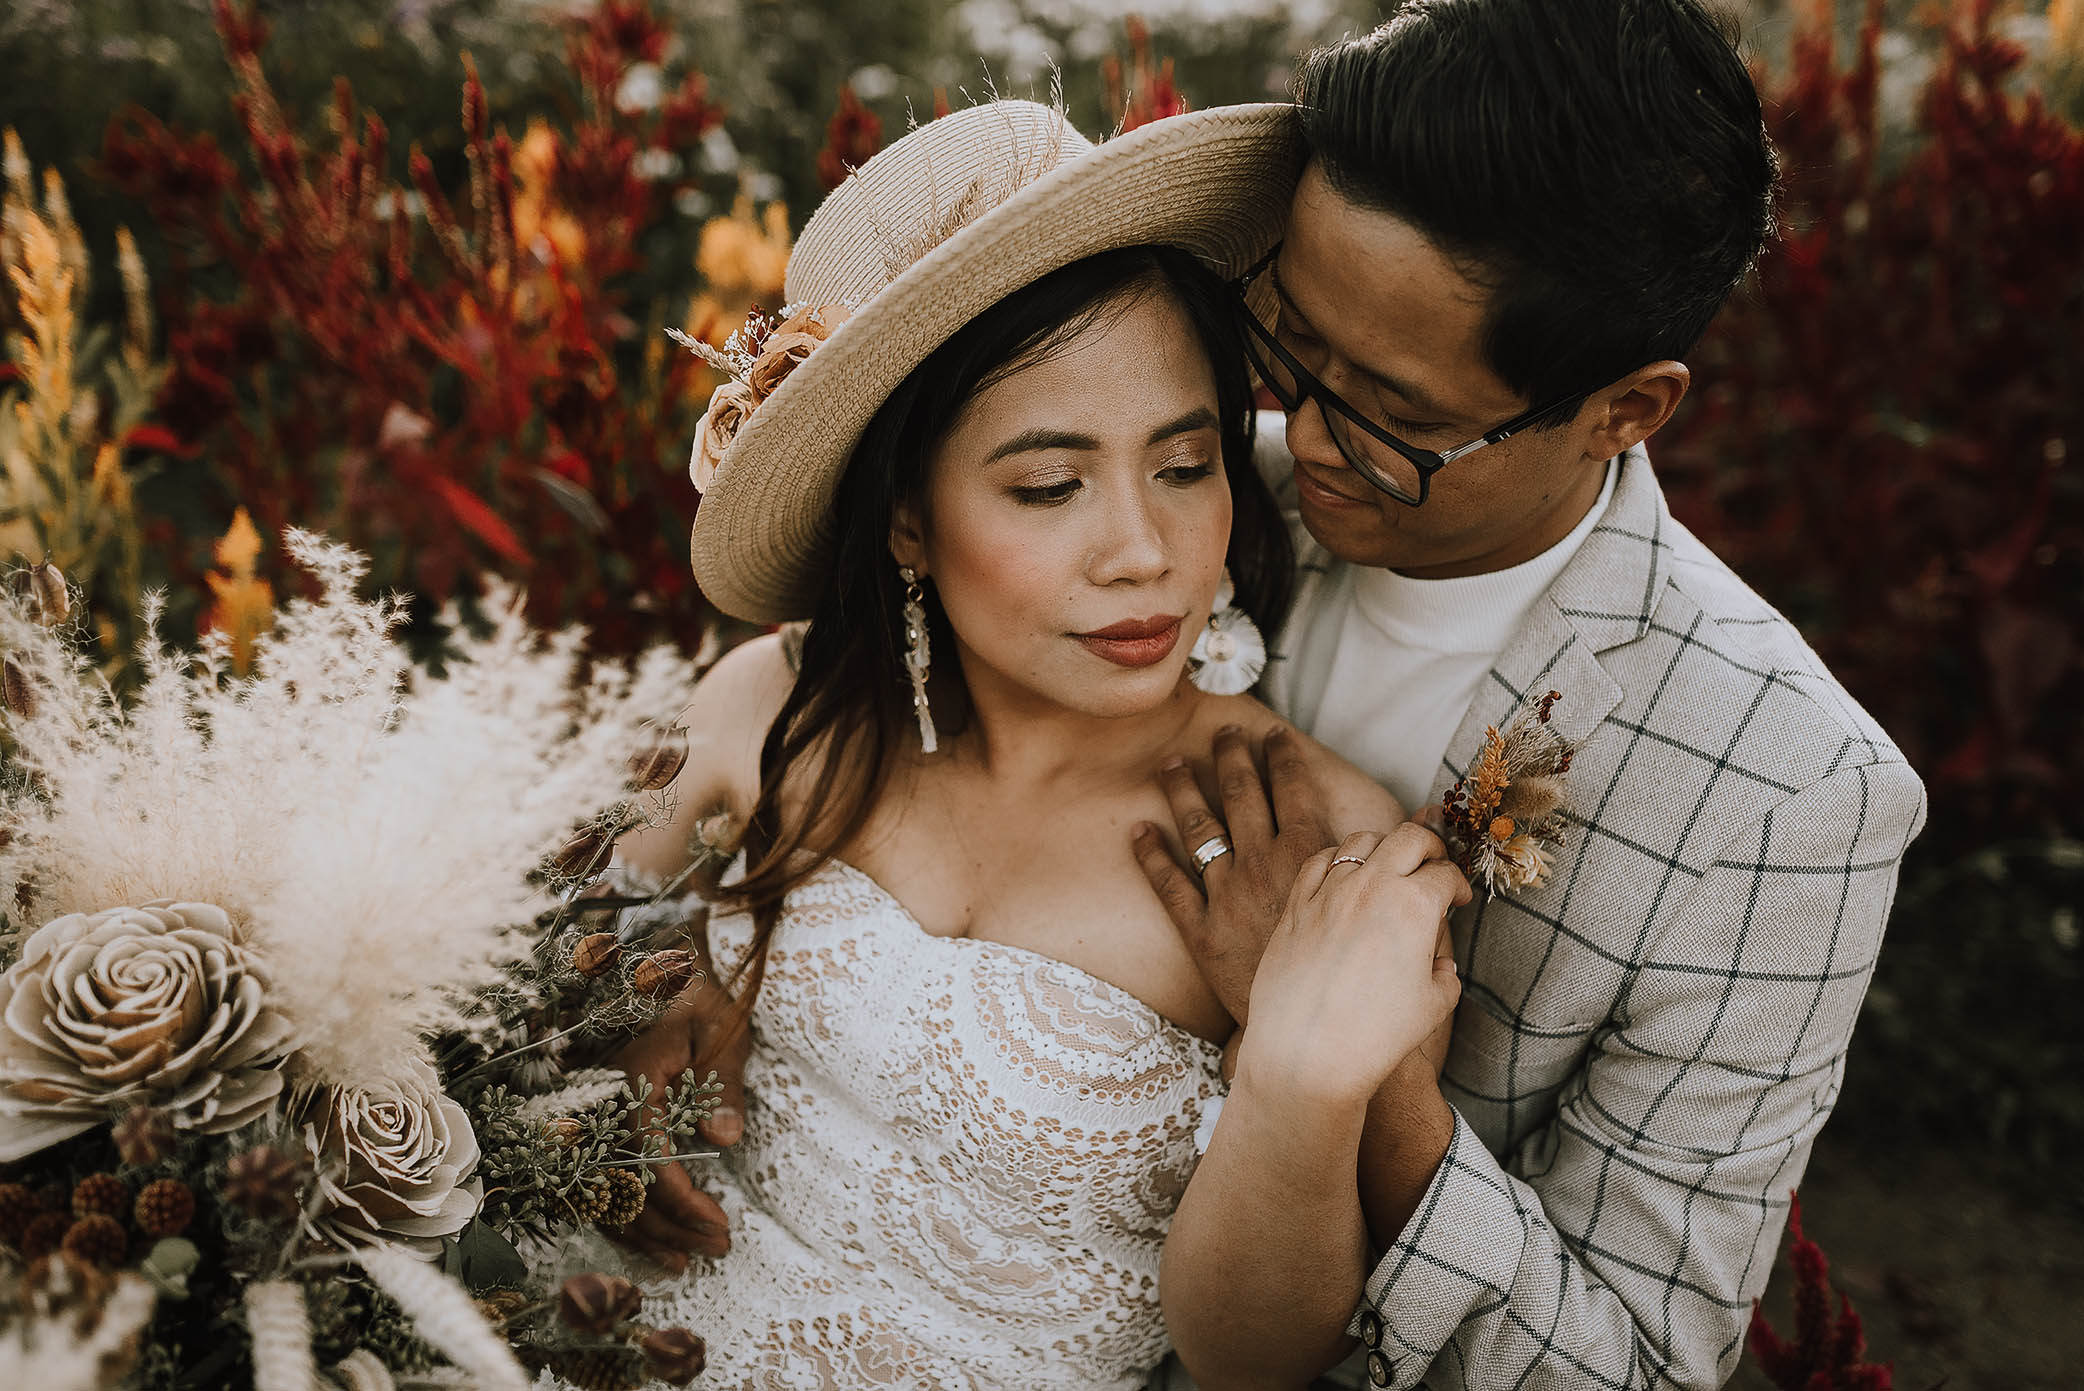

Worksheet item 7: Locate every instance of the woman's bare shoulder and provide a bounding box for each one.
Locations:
[680,632,796,812]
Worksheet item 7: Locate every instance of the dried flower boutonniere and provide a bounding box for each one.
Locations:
[669,301,854,492]
[1442,689,1578,895]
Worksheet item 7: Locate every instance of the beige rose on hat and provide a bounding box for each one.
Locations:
[0,901,295,1162]
[689,380,757,494]
[302,1059,483,1249]
[686,303,854,494]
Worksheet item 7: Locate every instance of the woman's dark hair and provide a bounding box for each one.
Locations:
[708,243,1292,1033]
[1293,0,1777,427]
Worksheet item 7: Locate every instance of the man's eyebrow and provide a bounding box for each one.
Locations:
[1269,258,1453,419]
[983,427,1101,464]
[1147,406,1218,444]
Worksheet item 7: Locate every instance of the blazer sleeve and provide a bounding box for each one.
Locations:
[1345,756,1926,1391]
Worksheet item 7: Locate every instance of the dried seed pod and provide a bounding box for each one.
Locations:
[631,948,698,998]
[223,1144,307,1222]
[112,1106,177,1166]
[552,825,611,880]
[541,1116,584,1147]
[60,1214,128,1268]
[20,1210,72,1261]
[592,1169,646,1229]
[639,1328,708,1385]
[3,655,35,718]
[12,560,70,625]
[627,728,689,791]
[570,932,622,978]
[134,1178,196,1237]
[557,1271,641,1335]
[71,1173,129,1220]
[547,1347,645,1391]
[0,1181,45,1244]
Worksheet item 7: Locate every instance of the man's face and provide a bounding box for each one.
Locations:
[1275,163,1615,577]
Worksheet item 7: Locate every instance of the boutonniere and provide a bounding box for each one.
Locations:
[1442,689,1578,895]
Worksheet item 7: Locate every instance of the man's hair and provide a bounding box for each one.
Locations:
[1294,0,1777,425]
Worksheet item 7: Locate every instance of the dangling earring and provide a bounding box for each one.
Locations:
[1188,568,1267,696]
[899,566,939,753]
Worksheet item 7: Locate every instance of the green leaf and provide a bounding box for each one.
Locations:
[448,1216,529,1293]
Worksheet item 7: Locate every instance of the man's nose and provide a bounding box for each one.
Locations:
[1283,398,1352,477]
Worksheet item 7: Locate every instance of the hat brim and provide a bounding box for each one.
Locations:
[691,102,1306,624]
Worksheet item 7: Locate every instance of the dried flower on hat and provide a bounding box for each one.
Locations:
[1442,690,1578,896]
[671,300,854,492]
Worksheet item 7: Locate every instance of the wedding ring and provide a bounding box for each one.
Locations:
[1190,836,1232,872]
[1330,854,1369,869]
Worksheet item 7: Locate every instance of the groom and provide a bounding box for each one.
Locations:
[1134,2,1924,1389]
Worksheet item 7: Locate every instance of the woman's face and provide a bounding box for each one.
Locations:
[893,287,1233,722]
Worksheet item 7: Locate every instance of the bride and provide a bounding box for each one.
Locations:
[599,100,1460,1389]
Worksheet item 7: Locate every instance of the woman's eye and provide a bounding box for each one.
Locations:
[1160,461,1216,485]
[1011,479,1080,505]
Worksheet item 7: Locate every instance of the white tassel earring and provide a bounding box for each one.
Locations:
[1188,568,1267,696]
[899,566,939,753]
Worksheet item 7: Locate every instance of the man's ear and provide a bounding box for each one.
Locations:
[888,502,927,575]
[1583,361,1690,461]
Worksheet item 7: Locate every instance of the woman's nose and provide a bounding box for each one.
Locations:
[1088,487,1170,585]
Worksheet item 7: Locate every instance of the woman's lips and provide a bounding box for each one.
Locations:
[1293,460,1373,511]
[1074,615,1184,668]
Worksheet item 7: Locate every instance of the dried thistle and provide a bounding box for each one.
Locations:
[1443,690,1577,896]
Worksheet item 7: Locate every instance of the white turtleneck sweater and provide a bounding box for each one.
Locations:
[1282,459,1618,816]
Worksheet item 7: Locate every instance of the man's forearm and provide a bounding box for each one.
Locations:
[1356,1057,1456,1252]
[1161,1064,1370,1390]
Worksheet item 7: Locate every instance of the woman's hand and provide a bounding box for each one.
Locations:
[1236,823,1470,1112]
[609,935,751,1272]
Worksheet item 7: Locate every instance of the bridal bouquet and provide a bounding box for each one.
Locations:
[0,536,725,1390]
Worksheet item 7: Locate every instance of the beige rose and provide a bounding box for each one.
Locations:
[770,302,852,341]
[0,901,295,1162]
[303,1059,483,1249]
[744,330,824,399]
[689,380,757,494]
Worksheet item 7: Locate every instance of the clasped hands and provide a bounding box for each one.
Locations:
[609,725,1469,1269]
[1130,724,1469,1109]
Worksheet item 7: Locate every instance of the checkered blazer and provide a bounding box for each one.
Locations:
[1250,444,1926,1390]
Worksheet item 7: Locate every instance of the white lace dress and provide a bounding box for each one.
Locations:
[636,859,1226,1390]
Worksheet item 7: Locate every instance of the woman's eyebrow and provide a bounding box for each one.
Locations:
[1147,407,1218,444]
[984,427,1100,464]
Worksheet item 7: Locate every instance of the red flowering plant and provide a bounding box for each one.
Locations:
[1104,16,1193,133]
[1657,0,2083,848]
[1748,1195,1894,1391]
[96,0,725,655]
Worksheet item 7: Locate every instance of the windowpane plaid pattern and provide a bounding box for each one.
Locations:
[1243,444,1926,1391]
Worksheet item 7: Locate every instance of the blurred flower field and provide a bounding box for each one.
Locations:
[1,2,2081,1381]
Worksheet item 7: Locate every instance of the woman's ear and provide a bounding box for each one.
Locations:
[888,502,927,576]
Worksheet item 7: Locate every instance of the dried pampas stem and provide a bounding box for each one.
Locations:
[358,1243,529,1391]
[326,1349,397,1391]
[245,1280,317,1391]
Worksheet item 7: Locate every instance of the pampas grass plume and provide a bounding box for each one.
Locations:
[243,1280,316,1391]
[0,531,696,1091]
[358,1242,528,1391]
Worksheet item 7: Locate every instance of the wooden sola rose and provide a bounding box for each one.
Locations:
[0,902,296,1162]
[673,302,853,493]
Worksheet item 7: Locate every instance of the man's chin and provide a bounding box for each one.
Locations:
[1295,483,1431,572]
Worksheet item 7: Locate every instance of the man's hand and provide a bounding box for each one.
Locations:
[1131,725,1337,1023]
[610,921,750,1273]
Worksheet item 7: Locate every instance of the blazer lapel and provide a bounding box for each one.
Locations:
[1424,447,1671,810]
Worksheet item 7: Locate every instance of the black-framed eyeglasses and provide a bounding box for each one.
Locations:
[1232,243,1583,507]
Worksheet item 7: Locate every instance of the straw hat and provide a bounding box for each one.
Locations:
[686,99,1305,623]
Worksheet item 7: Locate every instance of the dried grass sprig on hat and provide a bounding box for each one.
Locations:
[673,301,853,493]
[1442,690,1578,896]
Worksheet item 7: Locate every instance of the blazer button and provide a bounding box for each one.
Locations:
[1367,1350,1394,1387]
[1359,1310,1383,1346]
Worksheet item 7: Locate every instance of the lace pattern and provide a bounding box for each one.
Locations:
[619,861,1225,1390]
